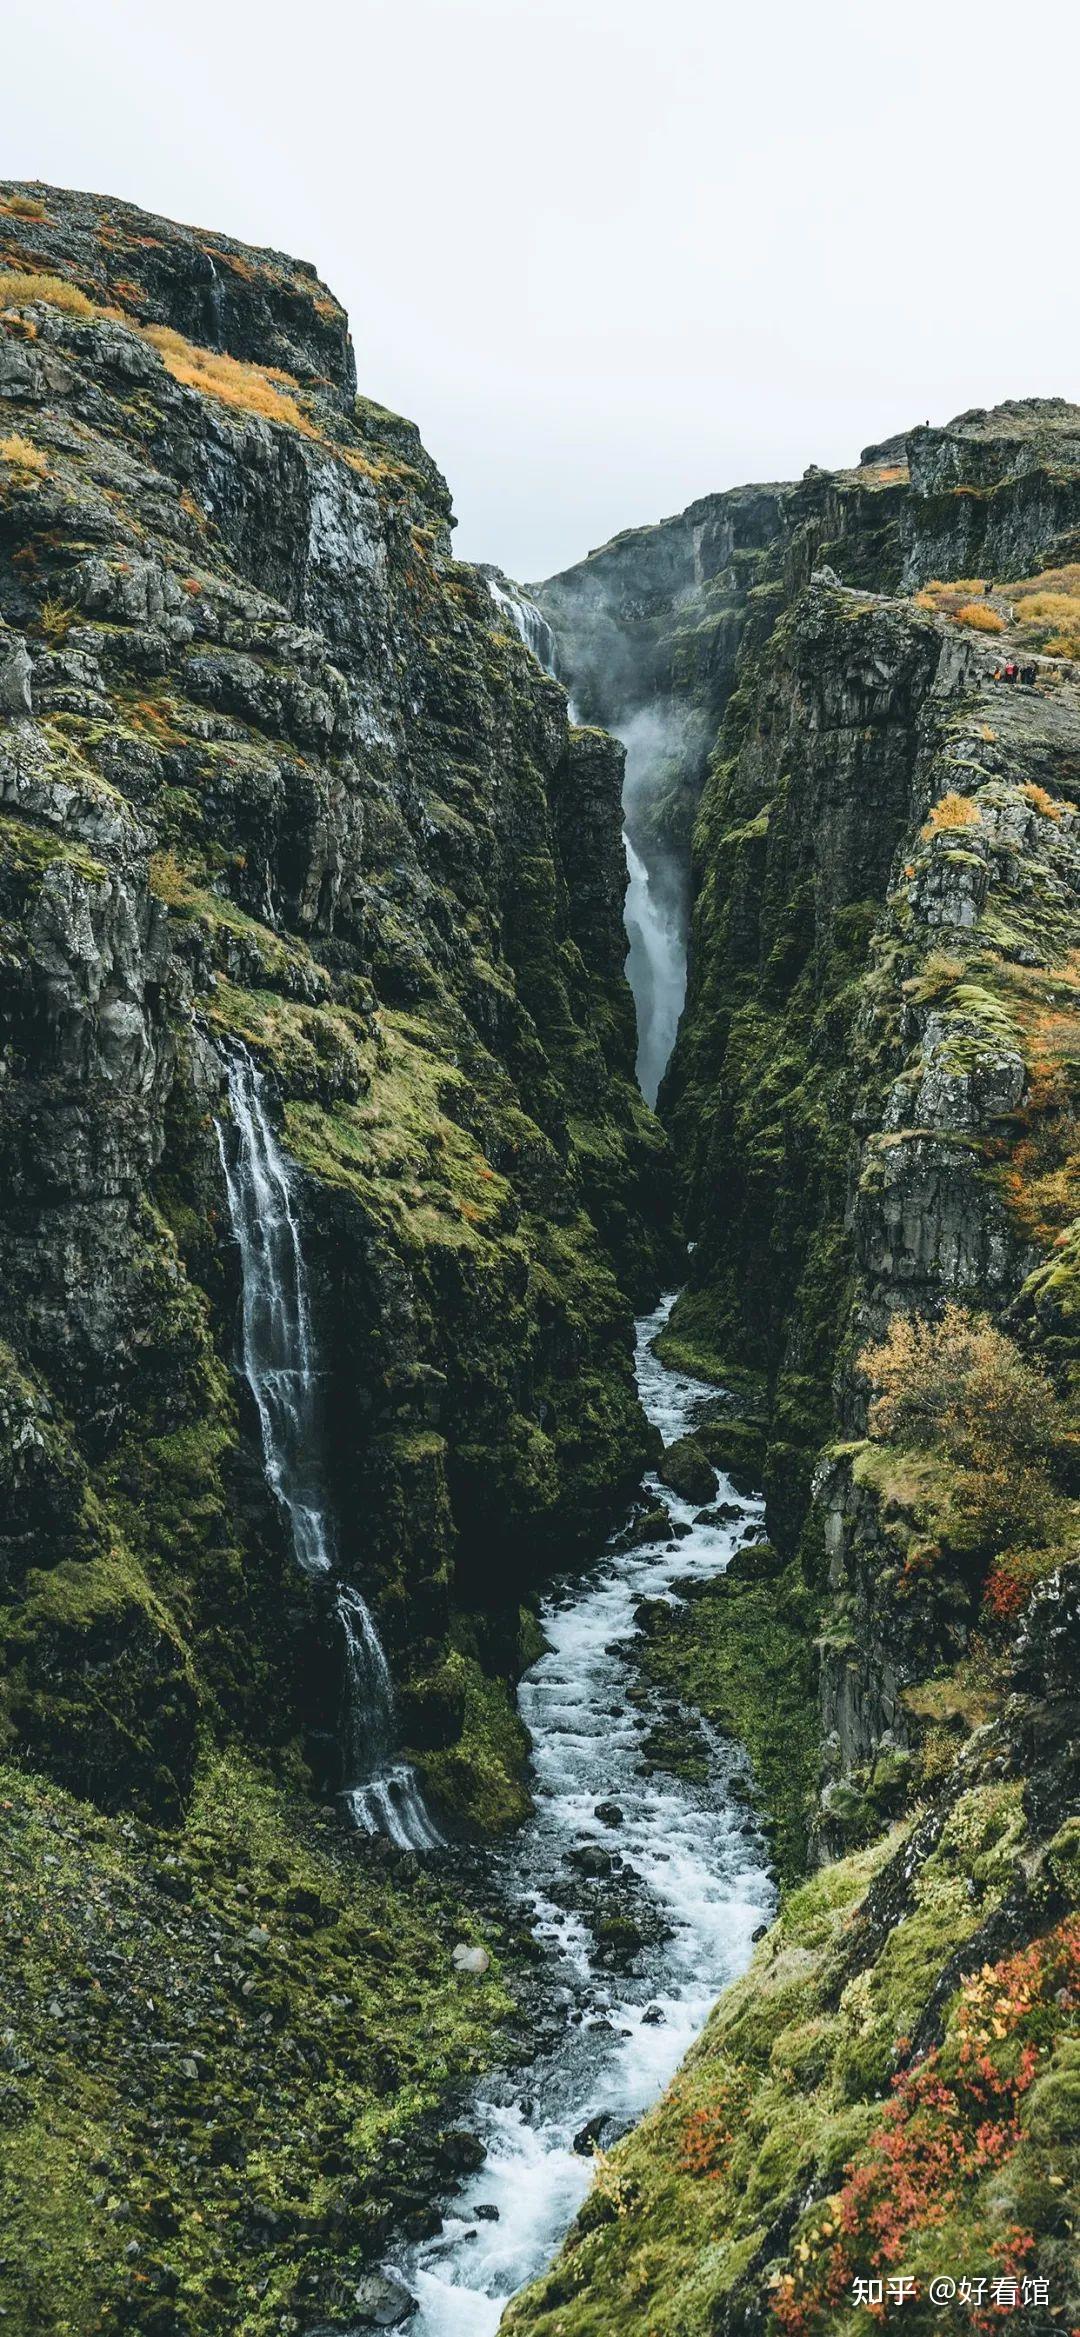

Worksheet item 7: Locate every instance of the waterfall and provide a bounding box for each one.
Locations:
[483,571,687,1104]
[614,708,691,1107]
[622,833,687,1109]
[485,572,559,675]
[216,1045,440,1852]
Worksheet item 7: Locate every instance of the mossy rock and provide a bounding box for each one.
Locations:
[657,1436,716,1505]
[1,1539,198,1824]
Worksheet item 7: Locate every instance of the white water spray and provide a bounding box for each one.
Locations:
[216,1046,439,1852]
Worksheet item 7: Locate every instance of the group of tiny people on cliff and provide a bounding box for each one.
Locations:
[990,657,1040,685]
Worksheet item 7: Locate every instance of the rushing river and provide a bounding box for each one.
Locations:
[393,1296,774,2333]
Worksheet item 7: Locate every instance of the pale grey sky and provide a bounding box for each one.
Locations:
[4,0,1077,581]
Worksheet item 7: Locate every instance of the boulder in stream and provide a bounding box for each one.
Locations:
[657,1436,716,1504]
[349,2270,418,2328]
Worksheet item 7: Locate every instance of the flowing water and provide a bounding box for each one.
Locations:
[485,573,560,676]
[216,1045,439,1851]
[393,1296,774,2333]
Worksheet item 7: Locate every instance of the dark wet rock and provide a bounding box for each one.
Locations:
[402,2205,443,2241]
[350,2270,419,2328]
[632,1596,674,1636]
[694,1414,766,1492]
[614,1504,673,1551]
[594,1801,624,1827]
[435,2130,486,2177]
[475,2202,499,2221]
[725,1539,782,1583]
[694,1503,741,1527]
[569,1845,613,1879]
[641,2003,666,2025]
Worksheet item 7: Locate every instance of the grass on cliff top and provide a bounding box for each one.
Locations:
[0,1749,510,2337]
[0,270,392,482]
[916,566,1080,660]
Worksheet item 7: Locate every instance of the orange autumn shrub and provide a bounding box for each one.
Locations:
[922,791,980,836]
[955,603,1006,634]
[771,1918,1080,2335]
[858,1306,1063,1549]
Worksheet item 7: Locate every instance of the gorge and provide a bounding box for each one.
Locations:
[0,185,1078,2337]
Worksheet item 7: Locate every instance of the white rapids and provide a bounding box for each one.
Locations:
[391,1295,774,2333]
[216,1044,439,1852]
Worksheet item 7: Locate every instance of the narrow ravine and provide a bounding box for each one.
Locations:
[393,1297,774,2334]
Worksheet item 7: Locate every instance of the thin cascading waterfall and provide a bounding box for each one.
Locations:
[215,1043,440,1851]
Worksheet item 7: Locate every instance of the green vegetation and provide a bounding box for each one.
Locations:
[636,1559,819,1884]
[0,1753,511,2337]
[505,1772,1079,2337]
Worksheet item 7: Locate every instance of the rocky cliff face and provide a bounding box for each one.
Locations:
[0,182,676,1834]
[534,402,1080,993]
[0,180,687,2337]
[4,180,1080,2337]
[661,402,1080,1828]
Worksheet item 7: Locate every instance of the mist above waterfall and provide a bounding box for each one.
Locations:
[616,706,691,1109]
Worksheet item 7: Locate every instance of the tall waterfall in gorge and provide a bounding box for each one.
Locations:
[623,831,687,1108]
[484,572,688,1105]
[216,1046,441,1851]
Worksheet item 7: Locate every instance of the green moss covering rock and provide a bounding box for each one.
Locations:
[0,1749,513,2337]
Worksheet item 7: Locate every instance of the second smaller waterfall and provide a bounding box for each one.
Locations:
[482,567,559,677]
[217,1045,440,1852]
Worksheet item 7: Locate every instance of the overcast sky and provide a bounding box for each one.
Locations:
[4,0,1077,581]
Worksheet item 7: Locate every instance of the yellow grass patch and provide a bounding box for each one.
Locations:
[921,790,980,835]
[0,195,49,222]
[0,269,96,317]
[954,601,1005,633]
[1022,782,1063,821]
[143,325,319,438]
[915,577,989,617]
[0,432,47,477]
